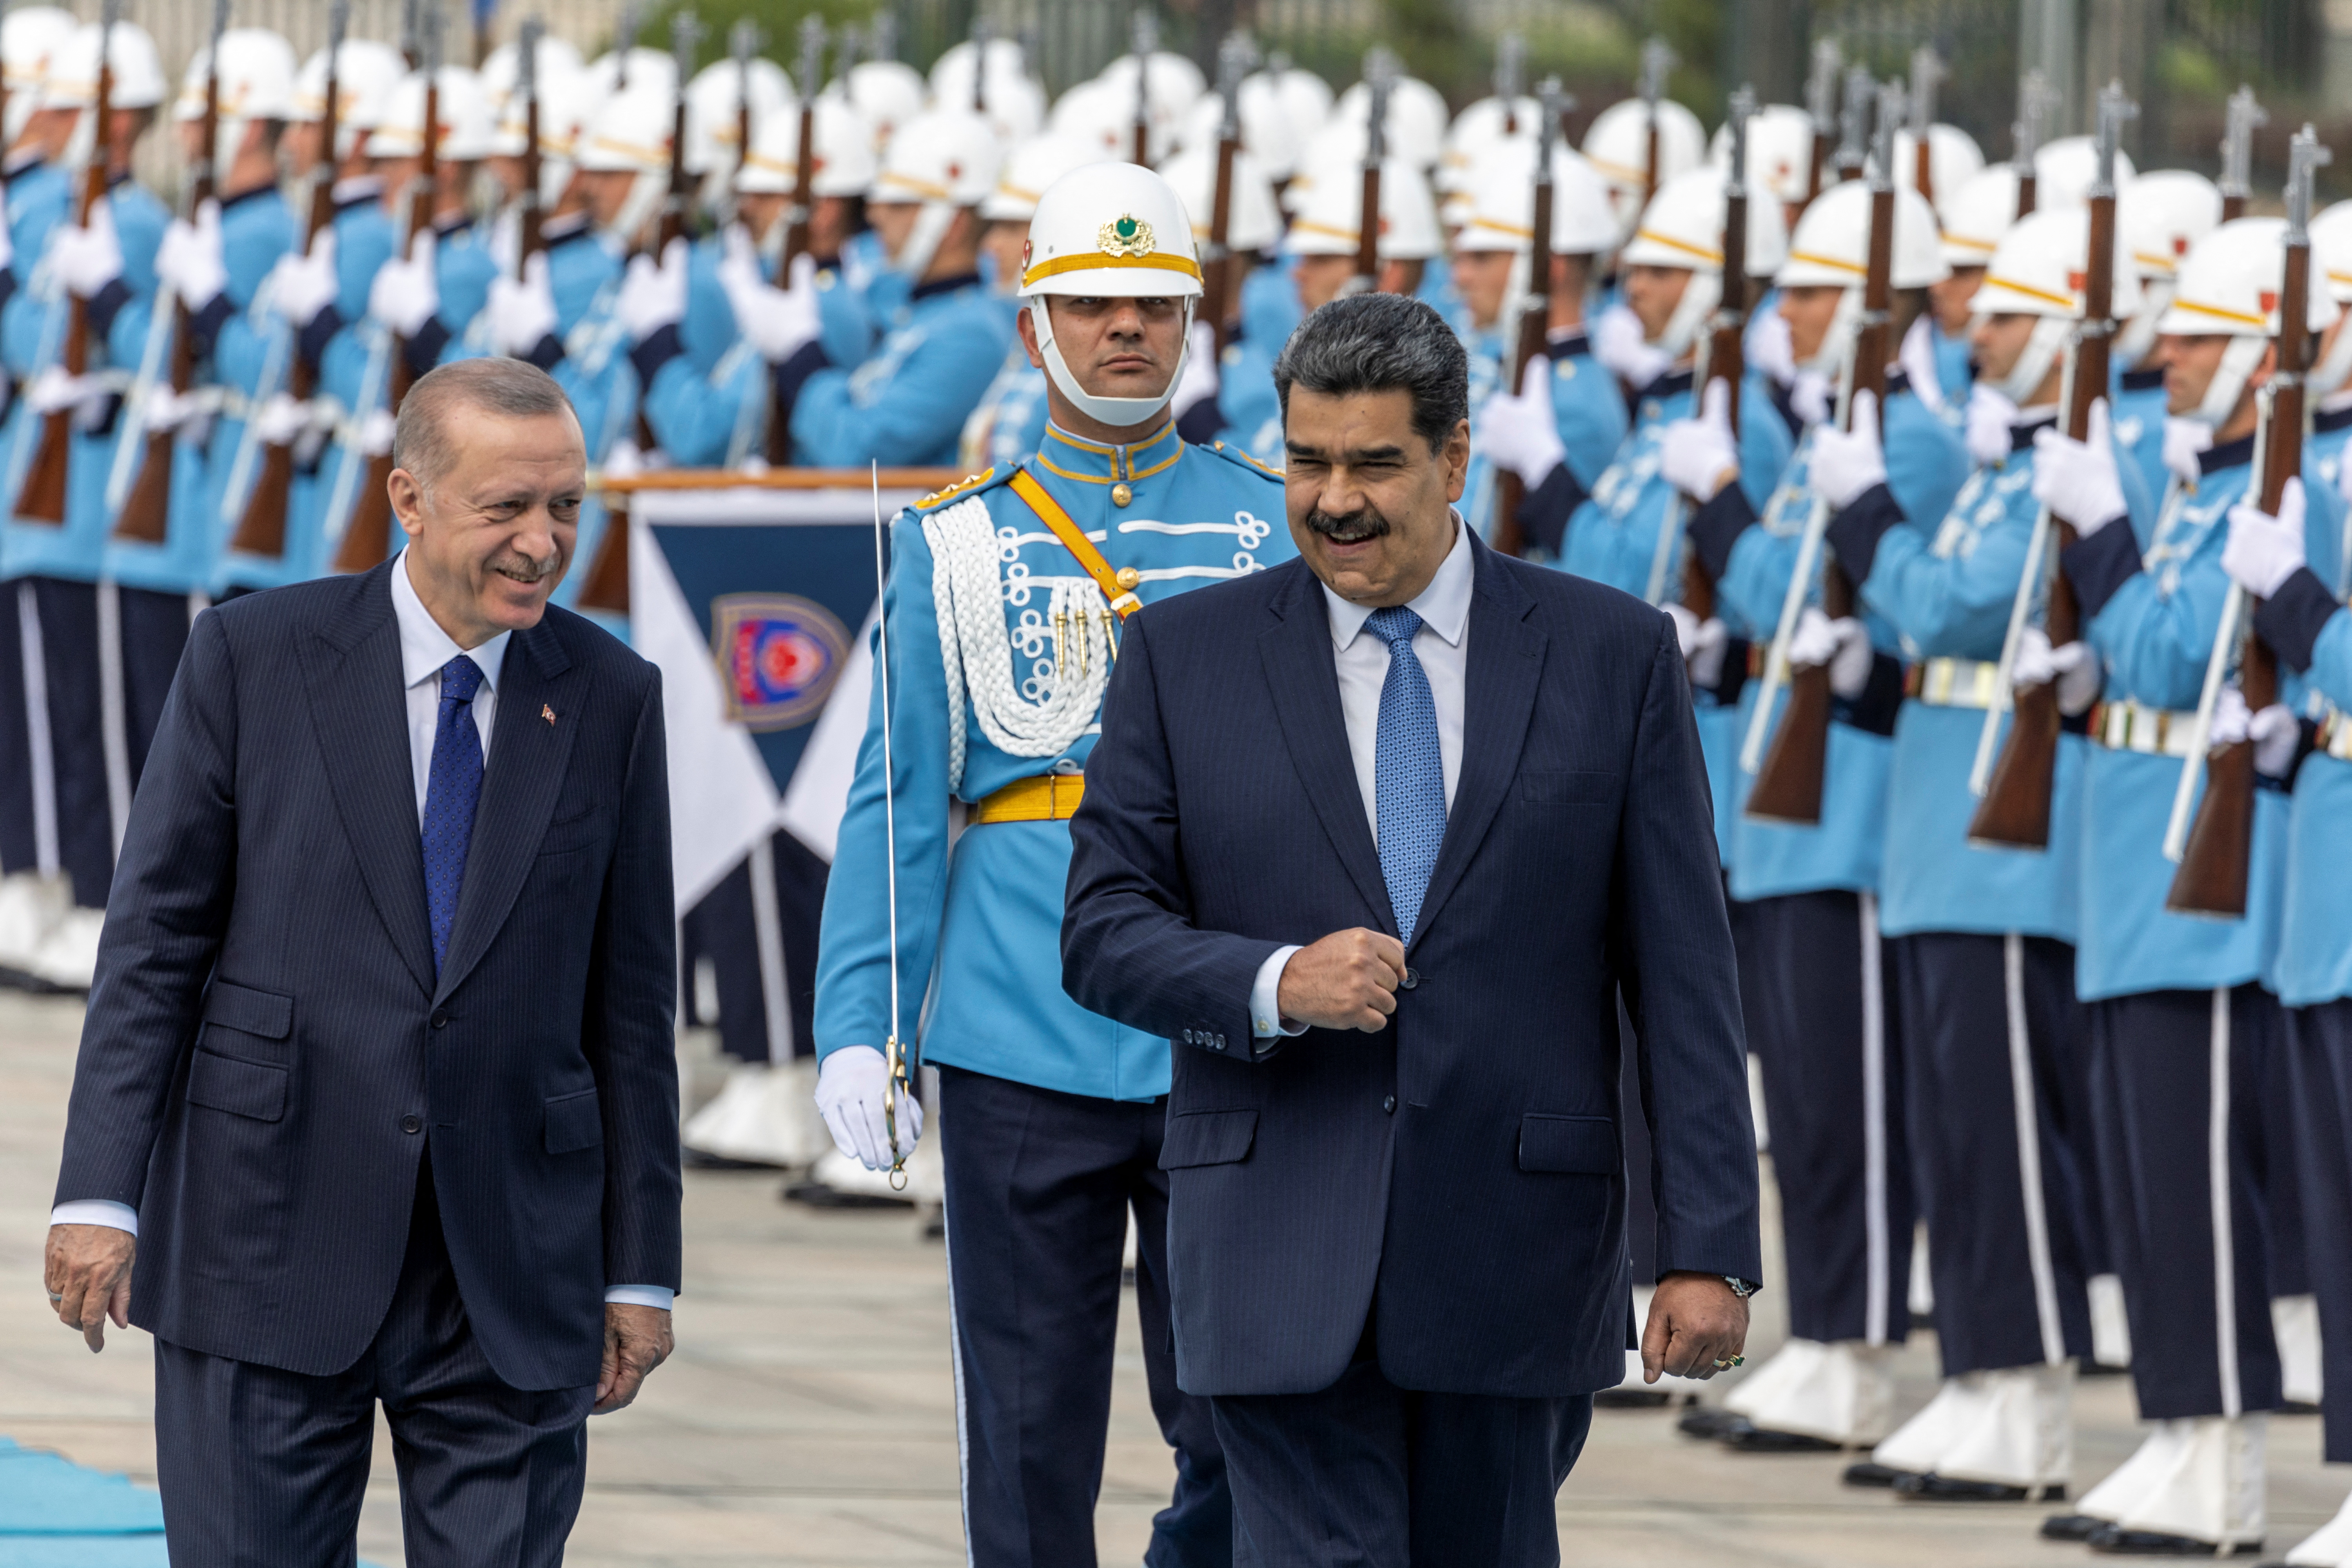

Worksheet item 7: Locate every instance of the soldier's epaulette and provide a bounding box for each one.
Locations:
[914,466,1006,510]
[1202,440,1285,482]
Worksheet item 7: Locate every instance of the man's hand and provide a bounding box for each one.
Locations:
[45,1225,136,1353]
[1275,928,1406,1032]
[593,1302,673,1414]
[1640,1270,1749,1383]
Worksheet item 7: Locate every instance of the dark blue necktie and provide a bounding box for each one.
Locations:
[422,654,486,975]
[1367,606,1445,946]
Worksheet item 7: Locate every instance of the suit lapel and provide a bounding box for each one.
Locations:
[300,564,436,997]
[1411,536,1545,951]
[432,619,584,1004]
[1259,564,1397,934]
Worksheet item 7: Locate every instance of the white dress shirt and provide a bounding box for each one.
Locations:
[54,554,671,1312]
[1249,514,1473,1036]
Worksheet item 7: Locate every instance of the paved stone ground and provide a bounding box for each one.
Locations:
[2,991,2343,1565]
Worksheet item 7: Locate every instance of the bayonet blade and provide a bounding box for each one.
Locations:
[1726,85,1755,198]
[2289,123,2330,243]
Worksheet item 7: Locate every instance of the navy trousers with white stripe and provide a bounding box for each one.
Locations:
[2283,999,2352,1462]
[1743,890,1914,1345]
[936,1063,1229,1568]
[1892,933,2094,1374]
[2086,987,2282,1419]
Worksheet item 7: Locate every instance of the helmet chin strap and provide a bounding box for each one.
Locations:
[1656,270,1721,359]
[2189,333,2268,427]
[2308,312,2352,398]
[1993,315,2072,405]
[1801,289,1864,378]
[612,169,666,251]
[2113,280,2172,370]
[1031,294,1197,428]
[893,200,959,280]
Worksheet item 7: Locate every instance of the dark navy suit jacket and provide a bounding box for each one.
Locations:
[1062,529,1760,1399]
[53,561,680,1392]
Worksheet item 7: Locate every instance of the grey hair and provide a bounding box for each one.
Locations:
[1272,292,1469,453]
[393,358,579,493]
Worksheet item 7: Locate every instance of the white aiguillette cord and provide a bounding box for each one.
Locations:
[872,461,911,1191]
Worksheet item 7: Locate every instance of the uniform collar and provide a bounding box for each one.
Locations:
[334,174,384,211]
[1321,510,1474,653]
[2314,399,2352,434]
[2011,406,2059,452]
[2121,365,2166,392]
[1035,419,1183,486]
[1546,324,1591,357]
[2200,433,2255,475]
[541,210,593,248]
[910,269,982,303]
[3,150,42,182]
[1636,367,1695,403]
[218,181,279,216]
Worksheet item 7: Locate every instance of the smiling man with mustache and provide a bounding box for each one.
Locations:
[44,357,680,1566]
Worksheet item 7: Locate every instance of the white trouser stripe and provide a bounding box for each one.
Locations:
[1861,893,1890,1347]
[2004,935,2066,1365]
[745,837,793,1063]
[94,579,130,860]
[2210,988,2242,1418]
[18,583,57,879]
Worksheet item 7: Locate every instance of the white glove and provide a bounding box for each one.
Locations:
[48,200,122,298]
[1965,383,2018,468]
[358,406,396,457]
[267,230,339,327]
[1171,318,1219,418]
[815,1044,923,1171]
[616,235,690,343]
[720,226,821,362]
[2032,401,2126,538]
[1592,301,1673,388]
[2223,475,2307,598]
[2210,688,2301,779]
[2011,627,2102,716]
[1666,601,1730,689]
[138,384,194,433]
[1789,368,1833,428]
[1747,309,1795,384]
[1474,354,1568,487]
[154,200,227,310]
[368,230,439,337]
[25,365,109,429]
[250,391,310,445]
[1787,606,1874,699]
[486,252,559,358]
[1811,389,1887,509]
[1660,377,1739,501]
[2163,416,2212,486]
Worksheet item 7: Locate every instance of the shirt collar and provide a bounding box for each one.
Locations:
[1037,418,1183,485]
[1322,510,1474,653]
[391,551,513,692]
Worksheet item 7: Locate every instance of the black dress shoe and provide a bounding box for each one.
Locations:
[1677,1406,1744,1441]
[1843,1461,1913,1488]
[1593,1387,1675,1409]
[2088,1525,2264,1555]
[1718,1423,1844,1453]
[1894,1472,2067,1503]
[2043,1514,2110,1541]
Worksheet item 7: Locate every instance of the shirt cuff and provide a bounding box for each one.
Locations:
[604,1285,674,1310]
[52,1200,138,1235]
[1250,945,1306,1038]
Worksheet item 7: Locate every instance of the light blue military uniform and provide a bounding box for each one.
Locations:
[1546,325,1630,493]
[2270,408,2352,1005]
[788,271,1010,467]
[2107,365,2171,532]
[960,336,1048,472]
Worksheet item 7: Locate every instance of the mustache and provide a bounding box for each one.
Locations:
[490,544,565,584]
[1303,505,1392,543]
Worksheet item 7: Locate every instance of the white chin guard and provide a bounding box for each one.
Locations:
[1657,270,1722,361]
[1993,316,2074,406]
[2188,333,2269,427]
[1030,294,1196,430]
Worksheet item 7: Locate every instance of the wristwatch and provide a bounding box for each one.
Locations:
[1723,1276,1755,1298]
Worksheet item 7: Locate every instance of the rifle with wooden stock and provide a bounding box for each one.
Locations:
[1129,7,1155,167]
[1742,76,1899,825]
[2013,69,2053,218]
[1350,53,1392,294]
[331,2,441,573]
[1678,86,1755,622]
[1494,32,1524,135]
[15,0,117,524]
[1909,47,1943,209]
[728,18,756,222]
[1966,82,2134,848]
[1802,40,1839,211]
[764,15,823,466]
[1639,38,1673,205]
[1490,76,1563,560]
[659,11,701,252]
[1201,32,1251,354]
[518,15,545,274]
[2218,87,2264,222]
[2164,125,2328,916]
[112,0,225,546]
[227,0,347,560]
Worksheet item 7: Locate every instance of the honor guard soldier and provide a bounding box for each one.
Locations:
[1823,202,2143,1503]
[812,160,1289,1567]
[2029,215,2343,1554]
[1930,167,2024,412]
[958,132,1106,472]
[0,7,75,252]
[1680,172,1972,1454]
[2111,172,2223,509]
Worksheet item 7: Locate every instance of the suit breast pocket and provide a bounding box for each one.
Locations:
[537,811,604,859]
[1518,770,1616,807]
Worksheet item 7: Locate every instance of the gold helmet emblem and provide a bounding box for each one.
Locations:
[1097,214,1156,257]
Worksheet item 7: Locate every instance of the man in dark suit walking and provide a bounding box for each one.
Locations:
[1062,294,1761,1564]
[42,358,681,1566]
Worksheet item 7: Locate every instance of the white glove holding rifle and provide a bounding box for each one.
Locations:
[2010,627,2101,717]
[1659,378,1739,502]
[368,231,439,338]
[2222,475,2307,599]
[1475,356,1568,488]
[1787,605,1875,699]
[49,200,123,298]
[2031,400,2127,537]
[486,252,560,358]
[2210,686,2300,779]
[267,229,340,328]
[155,200,227,312]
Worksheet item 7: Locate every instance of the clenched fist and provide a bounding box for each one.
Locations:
[1277,927,1408,1032]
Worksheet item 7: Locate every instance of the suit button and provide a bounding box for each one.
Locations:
[430,1010,448,1029]
[1180,1029,1195,1044]
[400,1114,423,1134]
[1383,1095,1396,1114]
[1400,969,1419,990]
[1211,1040,1225,1052]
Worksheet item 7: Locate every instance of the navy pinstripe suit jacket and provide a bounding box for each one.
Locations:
[53,561,680,1392]
[1063,528,1760,1399]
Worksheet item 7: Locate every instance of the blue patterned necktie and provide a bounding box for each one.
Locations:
[1366,606,1445,946]
[421,654,486,975]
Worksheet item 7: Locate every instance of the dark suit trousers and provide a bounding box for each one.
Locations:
[936,1063,1228,1568]
[152,1157,597,1567]
[1210,1323,1593,1568]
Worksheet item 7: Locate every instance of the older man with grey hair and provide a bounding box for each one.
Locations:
[1063,293,1761,1562]
[44,358,681,1566]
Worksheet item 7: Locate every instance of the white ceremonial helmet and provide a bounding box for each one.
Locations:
[1096,48,1208,126]
[2307,201,2352,394]
[1940,164,2020,269]
[368,67,494,163]
[1018,160,1203,426]
[1619,164,1791,357]
[1258,64,1332,141]
[41,20,166,112]
[1777,181,1949,375]
[984,132,1114,223]
[739,93,876,199]
[1582,95,1708,242]
[1973,206,2147,404]
[1893,123,1986,221]
[842,58,926,150]
[1172,76,1305,183]
[176,28,300,167]
[478,32,584,117]
[1440,95,1541,191]
[2033,135,2136,211]
[870,106,1001,279]
[928,38,1046,146]
[1707,103,1815,208]
[4,7,76,142]
[2120,169,2222,280]
[292,40,408,159]
[1435,119,1530,229]
[1453,143,1620,259]
[583,48,677,104]
[1282,152,1442,262]
[1051,76,1162,165]
[1158,140,1284,254]
[574,79,676,241]
[684,56,792,177]
[492,68,601,205]
[2160,216,2341,424]
[1330,73,1448,170]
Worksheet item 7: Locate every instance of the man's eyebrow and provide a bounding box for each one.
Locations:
[1285,441,1410,463]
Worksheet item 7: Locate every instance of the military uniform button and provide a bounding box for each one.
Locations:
[1111,481,1133,506]
[1115,565,1142,590]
